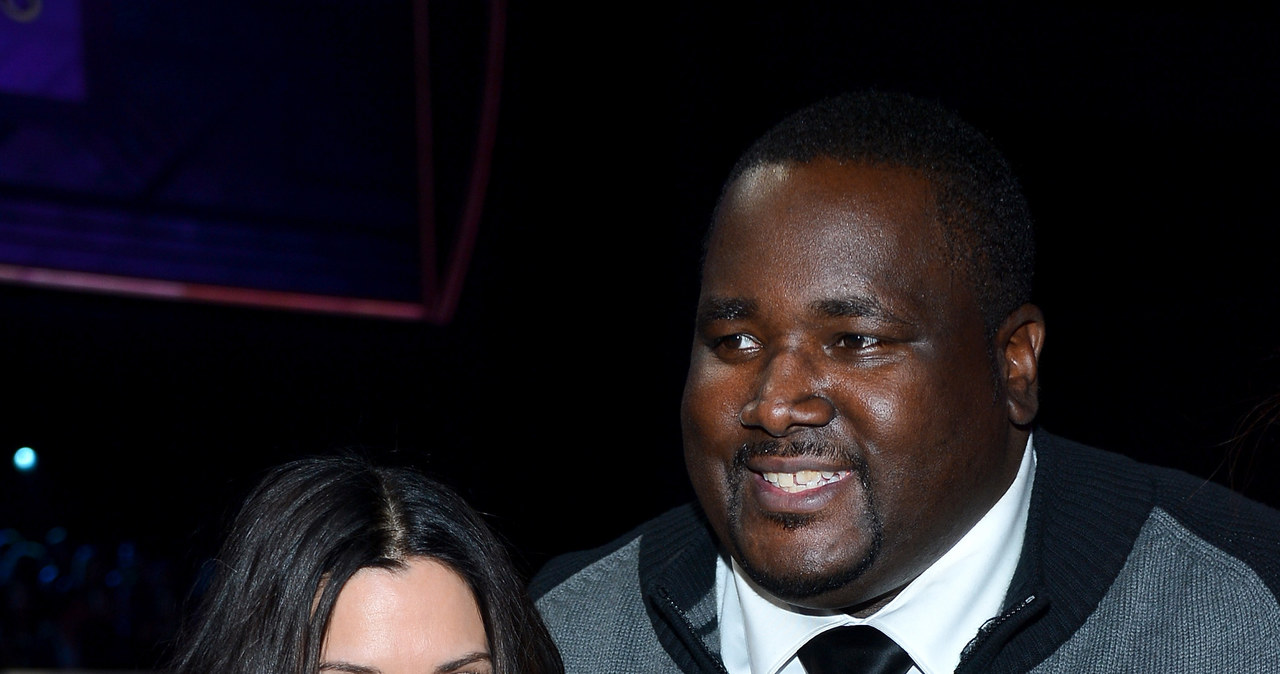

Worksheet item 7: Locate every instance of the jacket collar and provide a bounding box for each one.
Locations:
[636,431,1157,674]
[959,429,1154,672]
[639,503,729,673]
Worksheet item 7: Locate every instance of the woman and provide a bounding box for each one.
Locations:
[168,454,562,673]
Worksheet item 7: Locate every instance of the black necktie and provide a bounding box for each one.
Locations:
[796,625,915,674]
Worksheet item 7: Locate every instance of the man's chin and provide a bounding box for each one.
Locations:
[731,508,882,597]
[738,551,878,606]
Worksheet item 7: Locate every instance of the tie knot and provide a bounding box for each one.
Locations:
[796,625,915,674]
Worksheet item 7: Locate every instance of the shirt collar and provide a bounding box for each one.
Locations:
[718,434,1037,674]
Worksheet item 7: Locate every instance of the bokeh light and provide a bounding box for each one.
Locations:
[13,446,37,472]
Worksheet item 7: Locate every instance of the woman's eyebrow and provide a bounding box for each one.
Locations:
[318,662,380,674]
[317,652,492,674]
[435,651,493,673]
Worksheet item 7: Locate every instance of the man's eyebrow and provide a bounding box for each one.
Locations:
[435,651,492,673]
[696,296,909,326]
[811,296,908,324]
[696,297,756,325]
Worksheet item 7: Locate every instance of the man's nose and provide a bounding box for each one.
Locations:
[738,349,835,436]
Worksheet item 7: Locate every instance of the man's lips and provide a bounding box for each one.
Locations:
[758,468,853,494]
[743,455,861,513]
[734,440,866,511]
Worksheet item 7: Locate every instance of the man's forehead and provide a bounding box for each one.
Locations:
[708,174,942,268]
[711,160,939,260]
[700,159,960,325]
[724,158,934,211]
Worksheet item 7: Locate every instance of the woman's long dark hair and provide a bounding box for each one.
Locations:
[168,454,563,673]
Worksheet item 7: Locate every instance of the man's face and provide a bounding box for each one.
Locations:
[682,158,1027,612]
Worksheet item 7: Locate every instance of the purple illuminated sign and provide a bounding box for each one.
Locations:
[0,0,85,102]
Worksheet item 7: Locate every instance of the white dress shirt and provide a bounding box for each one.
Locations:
[717,435,1036,674]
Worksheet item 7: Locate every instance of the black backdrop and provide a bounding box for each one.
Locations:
[2,3,1278,668]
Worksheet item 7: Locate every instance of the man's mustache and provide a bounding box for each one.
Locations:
[733,438,865,468]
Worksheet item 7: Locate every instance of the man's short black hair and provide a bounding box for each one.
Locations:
[710,90,1036,337]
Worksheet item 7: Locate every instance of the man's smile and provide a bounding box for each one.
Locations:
[759,468,852,493]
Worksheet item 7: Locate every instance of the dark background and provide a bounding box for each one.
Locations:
[2,3,1277,669]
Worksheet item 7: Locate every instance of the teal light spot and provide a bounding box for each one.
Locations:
[13,447,36,472]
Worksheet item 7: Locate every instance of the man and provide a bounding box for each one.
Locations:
[529,91,1280,673]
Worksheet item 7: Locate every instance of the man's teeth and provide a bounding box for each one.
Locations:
[761,469,851,493]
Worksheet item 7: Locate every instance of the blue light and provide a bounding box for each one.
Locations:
[117,541,136,567]
[13,447,37,472]
[46,527,67,545]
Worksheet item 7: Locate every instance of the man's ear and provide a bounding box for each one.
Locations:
[998,303,1046,427]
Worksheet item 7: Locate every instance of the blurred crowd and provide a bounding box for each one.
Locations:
[0,526,183,669]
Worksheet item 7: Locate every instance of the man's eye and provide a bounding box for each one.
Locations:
[714,334,762,351]
[835,334,879,349]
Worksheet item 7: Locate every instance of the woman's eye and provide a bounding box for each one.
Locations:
[714,333,762,351]
[836,334,880,349]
